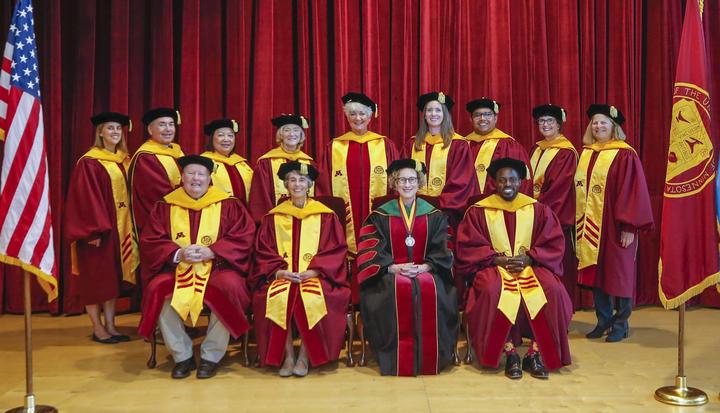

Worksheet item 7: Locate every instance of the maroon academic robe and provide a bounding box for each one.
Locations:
[128,151,181,236]
[315,134,400,304]
[455,198,572,370]
[404,137,477,225]
[530,143,579,307]
[137,197,255,339]
[64,156,129,305]
[251,208,350,367]
[467,134,533,199]
[247,148,317,222]
[576,148,653,298]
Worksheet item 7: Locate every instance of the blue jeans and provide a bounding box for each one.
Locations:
[592,288,632,335]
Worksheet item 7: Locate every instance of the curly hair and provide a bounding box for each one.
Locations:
[388,169,427,190]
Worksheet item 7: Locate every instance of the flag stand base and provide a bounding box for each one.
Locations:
[655,376,708,406]
[5,394,58,413]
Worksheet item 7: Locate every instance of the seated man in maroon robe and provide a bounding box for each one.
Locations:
[455,157,572,380]
[137,155,255,379]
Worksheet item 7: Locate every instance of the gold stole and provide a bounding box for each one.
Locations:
[412,133,464,196]
[132,140,184,187]
[258,146,314,205]
[478,194,547,323]
[330,131,388,253]
[201,151,254,203]
[466,129,512,194]
[72,148,139,284]
[529,135,578,199]
[265,200,332,330]
[574,140,633,269]
[165,186,229,326]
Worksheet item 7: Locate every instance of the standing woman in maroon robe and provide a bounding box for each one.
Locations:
[529,104,579,307]
[64,112,139,344]
[315,92,399,305]
[406,92,476,229]
[252,161,350,377]
[200,118,253,204]
[357,159,458,376]
[248,114,316,222]
[575,104,653,342]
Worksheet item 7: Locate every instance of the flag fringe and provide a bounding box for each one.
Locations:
[658,258,720,309]
[0,253,58,302]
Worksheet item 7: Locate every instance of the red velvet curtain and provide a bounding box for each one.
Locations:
[1,0,719,313]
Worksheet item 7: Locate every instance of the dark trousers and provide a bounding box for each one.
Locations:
[592,288,632,334]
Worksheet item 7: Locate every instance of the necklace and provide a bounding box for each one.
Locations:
[398,198,417,247]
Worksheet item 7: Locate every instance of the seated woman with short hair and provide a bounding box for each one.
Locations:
[357,159,458,376]
[251,161,350,377]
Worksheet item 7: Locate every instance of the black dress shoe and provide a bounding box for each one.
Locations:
[585,322,612,339]
[504,353,522,380]
[605,328,628,342]
[92,334,119,344]
[522,353,549,379]
[171,357,196,379]
[196,359,219,379]
[111,334,131,342]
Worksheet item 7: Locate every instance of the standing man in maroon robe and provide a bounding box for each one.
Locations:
[464,98,532,199]
[456,158,572,380]
[129,108,185,240]
[137,155,255,379]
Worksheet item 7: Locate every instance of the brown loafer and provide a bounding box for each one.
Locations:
[504,353,522,380]
[522,353,549,379]
[196,359,219,379]
[171,357,196,379]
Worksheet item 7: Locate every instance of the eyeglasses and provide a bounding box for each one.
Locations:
[472,112,495,119]
[397,177,418,185]
[536,118,557,125]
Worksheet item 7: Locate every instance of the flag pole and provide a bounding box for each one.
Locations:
[5,271,57,413]
[654,303,708,406]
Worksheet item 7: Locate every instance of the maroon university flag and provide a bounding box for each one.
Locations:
[658,0,719,309]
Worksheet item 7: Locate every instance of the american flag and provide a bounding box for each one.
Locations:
[0,0,57,302]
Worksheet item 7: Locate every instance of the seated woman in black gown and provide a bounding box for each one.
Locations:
[356,158,458,376]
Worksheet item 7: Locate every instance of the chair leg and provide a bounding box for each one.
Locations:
[453,311,462,366]
[463,314,473,365]
[147,326,158,369]
[242,330,250,367]
[345,309,356,367]
[357,314,367,367]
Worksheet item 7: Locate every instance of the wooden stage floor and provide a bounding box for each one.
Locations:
[1,307,719,412]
